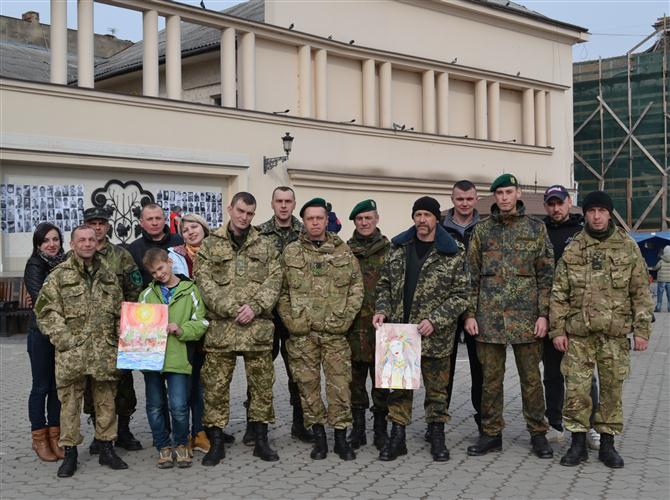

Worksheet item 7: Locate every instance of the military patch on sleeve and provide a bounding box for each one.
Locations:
[34,294,48,314]
[130,270,142,286]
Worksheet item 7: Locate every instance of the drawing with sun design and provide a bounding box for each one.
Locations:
[117,301,169,370]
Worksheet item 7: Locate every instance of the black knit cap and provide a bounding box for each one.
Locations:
[412,196,441,220]
[582,190,613,214]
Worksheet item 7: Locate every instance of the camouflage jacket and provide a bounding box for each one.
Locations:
[35,253,123,385]
[346,229,390,362]
[257,215,303,254]
[465,201,555,344]
[278,232,363,336]
[194,225,282,352]
[98,239,143,302]
[375,225,470,358]
[549,226,653,340]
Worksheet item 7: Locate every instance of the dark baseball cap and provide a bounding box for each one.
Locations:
[543,185,570,203]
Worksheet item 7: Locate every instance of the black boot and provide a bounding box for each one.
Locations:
[87,415,100,455]
[379,422,407,461]
[202,427,225,466]
[424,425,432,443]
[467,434,502,456]
[560,432,588,466]
[115,416,142,451]
[291,404,314,443]
[57,446,78,478]
[252,422,279,462]
[531,433,554,459]
[372,412,389,451]
[242,420,256,446]
[599,433,624,468]
[98,440,128,470]
[310,424,328,460]
[348,409,367,449]
[429,422,450,462]
[222,432,235,444]
[334,429,356,460]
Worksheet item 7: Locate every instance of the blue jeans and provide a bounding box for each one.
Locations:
[189,350,205,436]
[144,372,190,450]
[27,327,60,431]
[656,282,670,312]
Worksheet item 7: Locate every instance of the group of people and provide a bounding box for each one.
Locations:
[24,174,654,479]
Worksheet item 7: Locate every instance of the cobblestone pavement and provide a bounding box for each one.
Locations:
[1,315,668,499]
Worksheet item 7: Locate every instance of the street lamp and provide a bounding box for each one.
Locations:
[263,132,294,174]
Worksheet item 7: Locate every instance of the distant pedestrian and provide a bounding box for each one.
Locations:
[652,245,670,312]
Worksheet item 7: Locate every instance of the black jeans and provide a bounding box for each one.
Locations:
[447,327,483,430]
[27,328,60,431]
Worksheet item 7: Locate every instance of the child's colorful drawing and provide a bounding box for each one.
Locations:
[375,323,421,389]
[117,302,169,371]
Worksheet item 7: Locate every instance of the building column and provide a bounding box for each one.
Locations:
[77,0,94,88]
[362,59,376,127]
[298,45,312,118]
[422,70,436,134]
[522,88,535,145]
[240,32,256,110]
[487,81,500,141]
[545,91,552,147]
[437,72,449,135]
[50,0,67,84]
[379,62,392,128]
[220,27,236,107]
[315,49,327,120]
[142,10,159,97]
[165,15,182,100]
[474,79,487,140]
[535,90,547,147]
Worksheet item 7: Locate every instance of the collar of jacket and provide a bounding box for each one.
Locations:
[258,215,303,235]
[141,225,173,245]
[144,275,195,302]
[299,230,344,252]
[348,228,389,257]
[442,208,480,232]
[97,239,114,256]
[391,224,459,255]
[543,213,583,229]
[576,224,626,248]
[69,251,101,275]
[490,200,526,222]
[211,224,260,250]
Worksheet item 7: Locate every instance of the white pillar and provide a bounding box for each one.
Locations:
[545,91,552,147]
[240,32,256,110]
[535,90,547,147]
[165,15,182,100]
[220,28,236,107]
[362,59,376,127]
[298,45,312,118]
[474,79,487,140]
[315,49,327,120]
[437,72,449,135]
[50,0,67,84]
[422,70,436,134]
[142,10,159,97]
[379,62,392,128]
[487,81,500,142]
[522,88,535,145]
[77,0,94,88]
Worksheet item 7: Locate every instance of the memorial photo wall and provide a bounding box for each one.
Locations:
[156,189,224,227]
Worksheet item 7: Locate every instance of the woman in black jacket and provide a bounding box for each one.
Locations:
[24,222,66,461]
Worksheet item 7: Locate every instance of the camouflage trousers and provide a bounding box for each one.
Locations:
[351,360,389,414]
[562,334,630,435]
[83,370,137,417]
[202,350,275,428]
[58,376,117,446]
[286,332,352,429]
[477,341,549,436]
[388,356,451,426]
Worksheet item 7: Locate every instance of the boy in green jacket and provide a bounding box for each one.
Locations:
[139,248,209,469]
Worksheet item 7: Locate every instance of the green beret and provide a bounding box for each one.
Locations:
[299,197,328,217]
[490,173,520,192]
[349,199,377,220]
[83,206,111,222]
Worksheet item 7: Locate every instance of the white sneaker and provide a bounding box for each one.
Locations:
[546,427,565,444]
[586,429,600,450]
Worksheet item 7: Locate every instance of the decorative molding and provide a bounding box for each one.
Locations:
[91,179,154,243]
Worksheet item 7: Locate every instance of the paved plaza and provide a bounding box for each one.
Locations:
[1,315,668,499]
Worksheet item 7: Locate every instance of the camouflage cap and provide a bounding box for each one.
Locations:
[299,197,328,217]
[490,173,519,192]
[83,206,111,222]
[349,199,377,220]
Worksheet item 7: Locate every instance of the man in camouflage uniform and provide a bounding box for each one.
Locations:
[550,191,653,468]
[35,226,128,478]
[194,192,282,465]
[373,196,469,462]
[278,197,363,461]
[252,186,313,444]
[464,173,554,459]
[82,207,144,454]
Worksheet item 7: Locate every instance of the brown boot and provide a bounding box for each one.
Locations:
[47,426,65,460]
[32,428,58,462]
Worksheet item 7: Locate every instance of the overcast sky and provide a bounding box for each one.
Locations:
[0,1,667,62]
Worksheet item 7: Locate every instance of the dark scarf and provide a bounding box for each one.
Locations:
[585,220,616,241]
[38,250,66,271]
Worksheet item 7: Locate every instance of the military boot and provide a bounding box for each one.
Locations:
[202,427,225,466]
[372,412,389,451]
[467,434,502,456]
[379,422,407,461]
[599,433,624,468]
[98,441,128,470]
[560,432,588,466]
[57,446,78,478]
[252,423,279,462]
[423,424,432,443]
[334,429,356,461]
[348,409,367,449]
[242,420,256,446]
[115,415,142,451]
[291,404,314,443]
[429,422,450,462]
[222,432,236,444]
[531,433,554,459]
[310,424,328,460]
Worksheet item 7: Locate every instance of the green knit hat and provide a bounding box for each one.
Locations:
[299,197,328,217]
[490,173,519,192]
[349,199,377,220]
